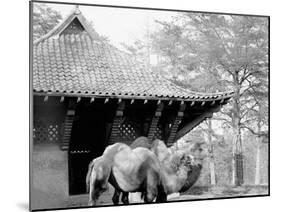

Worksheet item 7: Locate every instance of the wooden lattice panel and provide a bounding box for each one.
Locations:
[110,118,141,145]
[119,121,139,142]
[33,120,60,144]
[109,117,124,144]
[153,125,163,140]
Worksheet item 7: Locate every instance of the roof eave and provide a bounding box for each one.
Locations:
[33,90,234,102]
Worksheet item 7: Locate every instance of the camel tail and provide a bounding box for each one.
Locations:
[86,159,96,193]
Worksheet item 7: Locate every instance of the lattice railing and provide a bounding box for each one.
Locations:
[153,124,164,140]
[118,120,141,144]
[33,119,61,144]
[109,117,141,145]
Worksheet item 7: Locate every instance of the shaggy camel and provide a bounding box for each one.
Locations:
[86,142,166,206]
[112,137,202,204]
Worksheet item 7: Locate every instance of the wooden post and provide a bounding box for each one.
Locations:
[167,102,186,145]
[109,101,126,145]
[60,101,76,151]
[147,102,164,140]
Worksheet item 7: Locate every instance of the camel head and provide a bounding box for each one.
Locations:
[173,139,207,165]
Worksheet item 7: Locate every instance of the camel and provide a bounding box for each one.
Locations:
[150,139,202,195]
[112,137,203,204]
[85,142,166,206]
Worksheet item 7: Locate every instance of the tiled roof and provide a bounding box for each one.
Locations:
[33,9,234,102]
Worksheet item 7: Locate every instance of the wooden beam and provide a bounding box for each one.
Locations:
[179,102,186,113]
[44,96,48,102]
[117,101,126,111]
[174,112,213,141]
[60,96,65,102]
[34,91,233,103]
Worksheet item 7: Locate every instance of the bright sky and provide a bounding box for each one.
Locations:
[35,2,178,49]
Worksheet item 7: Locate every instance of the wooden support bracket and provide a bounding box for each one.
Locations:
[60,108,76,151]
[109,101,126,144]
[147,102,164,140]
[167,102,186,145]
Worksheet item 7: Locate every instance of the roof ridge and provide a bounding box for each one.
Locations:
[34,6,100,45]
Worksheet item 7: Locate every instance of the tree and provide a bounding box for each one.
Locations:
[33,4,63,40]
[151,14,268,186]
[240,72,268,185]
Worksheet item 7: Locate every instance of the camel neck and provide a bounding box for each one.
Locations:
[161,164,189,194]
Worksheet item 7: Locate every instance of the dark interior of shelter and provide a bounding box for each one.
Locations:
[33,95,230,195]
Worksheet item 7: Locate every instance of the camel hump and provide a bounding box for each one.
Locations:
[133,147,161,170]
[130,136,150,149]
[133,147,154,157]
[103,143,131,157]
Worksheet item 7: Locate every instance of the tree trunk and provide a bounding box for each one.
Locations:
[255,138,261,185]
[232,76,243,186]
[231,137,236,185]
[207,119,216,186]
[255,110,262,185]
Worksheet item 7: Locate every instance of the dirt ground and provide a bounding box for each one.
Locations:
[66,185,269,207]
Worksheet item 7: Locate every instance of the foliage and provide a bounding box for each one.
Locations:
[33,3,63,40]
[144,13,268,186]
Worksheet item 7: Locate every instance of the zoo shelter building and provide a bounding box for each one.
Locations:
[31,7,234,210]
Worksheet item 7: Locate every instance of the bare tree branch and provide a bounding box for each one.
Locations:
[241,124,268,137]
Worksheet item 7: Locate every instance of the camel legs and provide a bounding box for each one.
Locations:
[112,189,129,205]
[121,192,129,204]
[156,184,167,203]
[112,189,121,205]
[143,171,160,203]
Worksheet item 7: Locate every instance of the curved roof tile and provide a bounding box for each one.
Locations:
[33,8,234,102]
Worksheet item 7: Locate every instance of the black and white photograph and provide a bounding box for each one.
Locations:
[30,1,269,211]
